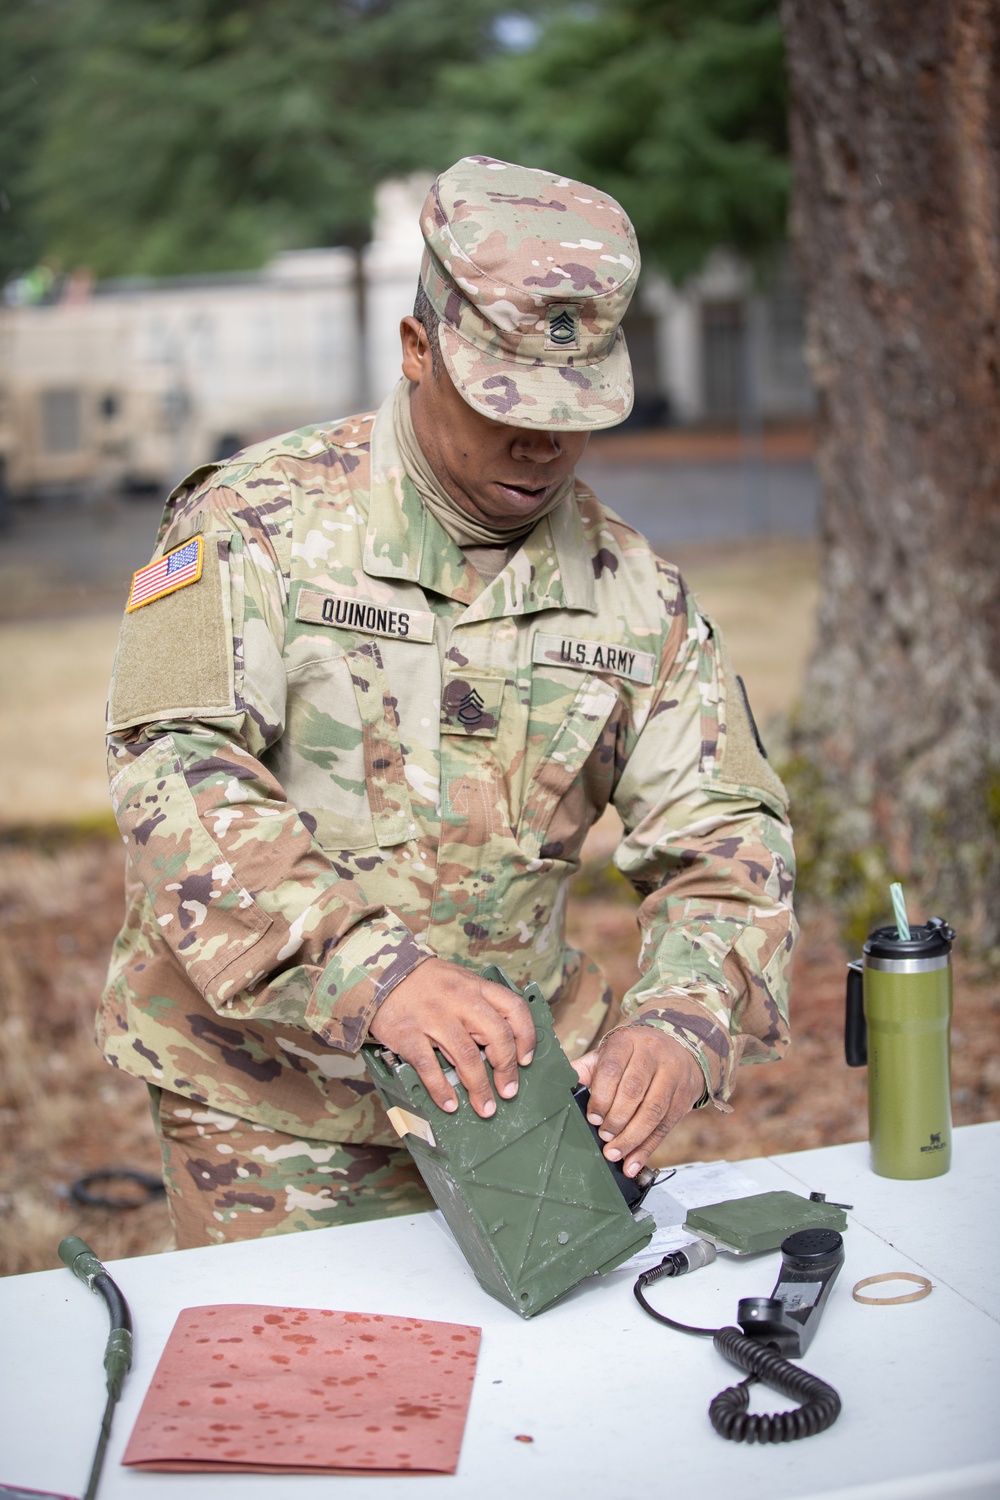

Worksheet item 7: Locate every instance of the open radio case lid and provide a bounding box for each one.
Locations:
[362,966,653,1318]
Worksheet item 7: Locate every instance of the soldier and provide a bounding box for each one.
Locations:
[101,156,796,1249]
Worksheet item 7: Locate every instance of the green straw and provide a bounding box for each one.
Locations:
[890,882,911,941]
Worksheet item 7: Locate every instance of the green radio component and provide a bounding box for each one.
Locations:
[684,1191,849,1255]
[362,967,654,1318]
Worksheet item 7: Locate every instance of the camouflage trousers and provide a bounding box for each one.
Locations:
[149,1086,434,1250]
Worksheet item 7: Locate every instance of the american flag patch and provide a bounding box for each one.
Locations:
[127,536,204,612]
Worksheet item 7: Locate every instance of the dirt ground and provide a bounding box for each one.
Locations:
[2,829,997,1278]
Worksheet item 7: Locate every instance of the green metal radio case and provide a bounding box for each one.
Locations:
[684,1191,849,1255]
[362,966,653,1318]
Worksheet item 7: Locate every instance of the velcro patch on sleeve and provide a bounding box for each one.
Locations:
[127,536,203,611]
[715,643,789,816]
[296,588,436,643]
[108,533,235,731]
[533,631,655,685]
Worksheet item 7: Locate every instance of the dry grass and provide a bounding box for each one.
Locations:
[672,538,820,734]
[0,613,122,823]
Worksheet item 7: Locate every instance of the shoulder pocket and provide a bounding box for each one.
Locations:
[700,617,789,818]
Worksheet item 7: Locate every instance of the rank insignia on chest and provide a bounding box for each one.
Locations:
[532,631,656,685]
[440,673,505,738]
[126,536,204,611]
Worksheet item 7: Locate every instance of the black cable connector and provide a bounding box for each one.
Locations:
[58,1237,134,1499]
[634,1241,720,1335]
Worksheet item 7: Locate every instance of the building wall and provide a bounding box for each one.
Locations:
[1,251,360,495]
[365,173,434,409]
[644,249,814,427]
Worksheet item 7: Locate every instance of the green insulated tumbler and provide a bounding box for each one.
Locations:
[845,917,955,1179]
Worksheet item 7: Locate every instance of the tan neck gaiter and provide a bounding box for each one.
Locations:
[391,380,574,563]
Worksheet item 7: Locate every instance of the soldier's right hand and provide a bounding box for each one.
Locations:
[368,959,536,1119]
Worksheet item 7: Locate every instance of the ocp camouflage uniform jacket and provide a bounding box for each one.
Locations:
[101,401,796,1147]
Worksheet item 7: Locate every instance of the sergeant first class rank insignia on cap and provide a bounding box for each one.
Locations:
[126,536,204,611]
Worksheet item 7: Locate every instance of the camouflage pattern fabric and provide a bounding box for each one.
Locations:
[420,156,639,430]
[150,1086,432,1249]
[101,389,797,1156]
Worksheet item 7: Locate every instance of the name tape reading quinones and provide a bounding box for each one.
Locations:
[296,588,436,643]
[533,632,655,685]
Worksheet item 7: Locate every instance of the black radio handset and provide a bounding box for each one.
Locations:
[737,1226,844,1358]
[634,1227,845,1441]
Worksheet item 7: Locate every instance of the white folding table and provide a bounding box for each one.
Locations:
[2,1122,998,1500]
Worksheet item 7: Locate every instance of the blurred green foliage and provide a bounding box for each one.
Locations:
[24,0,541,279]
[0,1,70,282]
[0,0,788,283]
[444,0,790,282]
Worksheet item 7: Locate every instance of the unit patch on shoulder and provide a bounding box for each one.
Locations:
[127,537,204,611]
[533,632,655,685]
[295,587,435,643]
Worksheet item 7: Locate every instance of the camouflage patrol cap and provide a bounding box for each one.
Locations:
[419,155,640,431]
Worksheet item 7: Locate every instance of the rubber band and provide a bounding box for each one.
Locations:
[852,1272,932,1305]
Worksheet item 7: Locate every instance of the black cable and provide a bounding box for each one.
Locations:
[69,1168,165,1209]
[84,1270,134,1500]
[634,1257,842,1443]
[710,1327,842,1442]
[58,1237,135,1500]
[93,1272,133,1352]
[633,1254,719,1336]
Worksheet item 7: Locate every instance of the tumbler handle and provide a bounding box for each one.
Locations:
[844,961,867,1067]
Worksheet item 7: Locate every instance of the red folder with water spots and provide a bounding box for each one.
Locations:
[122,1304,481,1474]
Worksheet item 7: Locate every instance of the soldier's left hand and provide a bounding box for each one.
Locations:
[571,1028,705,1177]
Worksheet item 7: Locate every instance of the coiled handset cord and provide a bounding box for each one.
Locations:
[634,1247,842,1443]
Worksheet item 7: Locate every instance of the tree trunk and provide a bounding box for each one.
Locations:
[781,0,1000,945]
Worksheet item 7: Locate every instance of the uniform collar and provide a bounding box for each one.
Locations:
[363,395,597,617]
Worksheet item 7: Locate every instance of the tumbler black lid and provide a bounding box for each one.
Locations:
[864,916,955,959]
